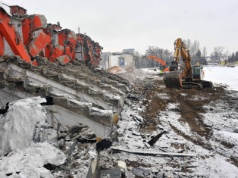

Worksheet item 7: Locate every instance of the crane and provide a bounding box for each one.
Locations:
[163,38,213,89]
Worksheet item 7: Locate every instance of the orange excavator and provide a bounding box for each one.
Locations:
[147,55,169,72]
[163,38,213,89]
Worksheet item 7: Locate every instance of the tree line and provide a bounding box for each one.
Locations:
[227,51,238,63]
[135,39,236,69]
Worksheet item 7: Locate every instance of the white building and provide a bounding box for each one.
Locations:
[101,51,135,69]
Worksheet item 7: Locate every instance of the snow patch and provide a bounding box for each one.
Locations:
[213,130,238,146]
[195,155,238,178]
[0,142,66,178]
[156,93,170,100]
[0,97,66,178]
[203,66,238,91]
[0,97,46,156]
[90,107,113,116]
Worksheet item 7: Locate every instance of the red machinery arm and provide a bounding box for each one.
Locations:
[0,8,31,63]
[148,55,167,66]
[147,55,169,72]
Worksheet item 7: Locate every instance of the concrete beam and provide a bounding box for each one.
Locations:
[46,105,112,138]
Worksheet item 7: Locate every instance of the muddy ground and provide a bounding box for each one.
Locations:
[132,77,238,165]
[99,73,238,177]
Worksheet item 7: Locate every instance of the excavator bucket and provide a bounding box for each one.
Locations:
[163,71,182,88]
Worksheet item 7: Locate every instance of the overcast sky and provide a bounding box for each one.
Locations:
[5,0,238,55]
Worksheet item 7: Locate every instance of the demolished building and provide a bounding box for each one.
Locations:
[0,4,130,177]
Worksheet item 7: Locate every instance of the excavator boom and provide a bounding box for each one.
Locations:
[147,55,169,72]
[148,55,167,66]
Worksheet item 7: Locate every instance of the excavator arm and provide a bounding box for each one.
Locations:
[173,38,192,79]
[147,55,169,72]
[148,55,167,66]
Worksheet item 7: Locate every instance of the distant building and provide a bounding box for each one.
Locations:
[101,50,135,69]
[100,52,111,69]
[108,53,135,68]
[109,54,121,68]
[122,48,135,54]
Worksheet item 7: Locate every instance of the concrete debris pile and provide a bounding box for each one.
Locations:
[0,97,66,177]
[0,3,130,147]
[98,90,197,177]
[97,78,238,177]
[0,3,237,178]
[0,4,132,177]
[0,97,103,177]
[51,124,99,178]
[109,67,163,84]
[0,55,130,140]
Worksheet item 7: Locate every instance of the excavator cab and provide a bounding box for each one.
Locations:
[192,65,203,80]
[169,61,179,71]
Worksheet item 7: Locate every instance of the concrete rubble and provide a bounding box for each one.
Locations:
[0,54,130,177]
[0,56,238,178]
[2,3,238,178]
[96,70,238,178]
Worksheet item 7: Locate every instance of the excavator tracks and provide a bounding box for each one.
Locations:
[163,71,213,89]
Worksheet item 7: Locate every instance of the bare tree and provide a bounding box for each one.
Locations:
[143,46,174,68]
[210,47,225,63]
[184,39,192,49]
[190,40,200,57]
[146,46,173,63]
[146,46,159,56]
[183,39,200,57]
[202,47,207,58]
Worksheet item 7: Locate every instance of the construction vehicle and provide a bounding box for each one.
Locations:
[147,55,169,72]
[163,38,213,89]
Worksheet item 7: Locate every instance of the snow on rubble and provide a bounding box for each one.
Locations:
[0,97,66,178]
[0,97,46,156]
[0,142,65,178]
[98,66,238,177]
[110,102,238,177]
[195,155,238,178]
[0,66,237,177]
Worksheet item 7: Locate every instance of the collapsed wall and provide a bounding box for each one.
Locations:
[0,4,131,177]
[0,5,102,66]
[0,4,130,139]
[0,54,130,139]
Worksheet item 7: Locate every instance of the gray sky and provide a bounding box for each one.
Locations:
[5,0,238,55]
